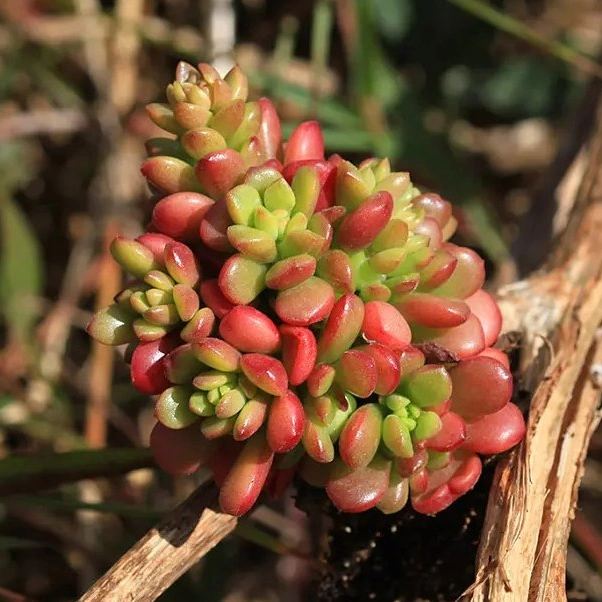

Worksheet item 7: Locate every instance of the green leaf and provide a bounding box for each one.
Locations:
[374,0,414,41]
[0,448,154,495]
[352,0,402,110]
[480,58,559,117]
[394,81,510,262]
[447,0,602,80]
[247,72,363,129]
[0,195,43,343]
[281,123,378,154]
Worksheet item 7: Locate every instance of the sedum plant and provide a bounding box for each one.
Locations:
[88,62,525,517]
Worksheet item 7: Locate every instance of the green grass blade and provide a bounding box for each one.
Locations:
[0,448,154,495]
[448,0,602,79]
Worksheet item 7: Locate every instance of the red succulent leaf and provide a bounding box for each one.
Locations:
[192,337,241,372]
[411,451,482,514]
[111,236,160,278]
[152,192,214,242]
[336,191,394,252]
[233,396,269,441]
[362,301,411,352]
[307,394,335,425]
[135,232,174,264]
[284,121,324,164]
[318,293,365,364]
[302,416,335,463]
[427,398,452,416]
[431,244,485,299]
[195,149,245,199]
[395,446,428,478]
[140,156,200,195]
[164,242,201,286]
[215,389,246,418]
[149,422,210,475]
[200,199,233,252]
[399,346,426,374]
[199,279,235,318]
[413,217,443,251]
[307,212,334,249]
[163,343,203,384]
[219,305,281,354]
[219,434,274,516]
[256,98,282,160]
[130,336,178,394]
[465,289,502,347]
[267,390,306,453]
[282,160,337,211]
[218,254,267,305]
[361,283,392,302]
[463,402,525,454]
[377,471,409,514]
[411,314,486,360]
[181,127,227,160]
[338,403,383,469]
[449,356,513,421]
[240,353,288,396]
[265,254,317,290]
[208,99,246,140]
[337,349,378,398]
[181,307,216,343]
[174,102,211,130]
[409,468,428,495]
[371,219,409,253]
[317,250,354,293]
[382,414,414,458]
[172,284,200,322]
[417,250,458,290]
[274,277,335,326]
[387,273,420,299]
[411,193,452,228]
[394,293,470,329]
[356,343,401,395]
[209,439,243,487]
[426,412,466,452]
[326,456,391,513]
[307,363,336,398]
[477,347,510,369]
[280,325,318,386]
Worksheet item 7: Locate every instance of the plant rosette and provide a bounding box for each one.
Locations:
[88,61,525,517]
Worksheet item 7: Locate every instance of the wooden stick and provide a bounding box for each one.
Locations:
[78,482,237,602]
[465,96,602,601]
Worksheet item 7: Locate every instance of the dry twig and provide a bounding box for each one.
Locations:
[77,482,237,602]
[465,94,602,601]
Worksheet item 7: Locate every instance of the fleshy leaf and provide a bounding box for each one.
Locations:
[326,455,391,513]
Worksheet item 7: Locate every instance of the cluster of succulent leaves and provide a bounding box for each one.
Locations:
[88,62,525,517]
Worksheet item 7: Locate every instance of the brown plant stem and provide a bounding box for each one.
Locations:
[77,482,237,602]
[465,94,602,601]
[85,223,121,448]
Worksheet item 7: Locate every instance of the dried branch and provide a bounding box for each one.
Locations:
[78,482,237,602]
[465,95,602,601]
[0,109,87,140]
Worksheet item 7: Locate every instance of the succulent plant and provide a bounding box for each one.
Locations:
[88,61,525,518]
